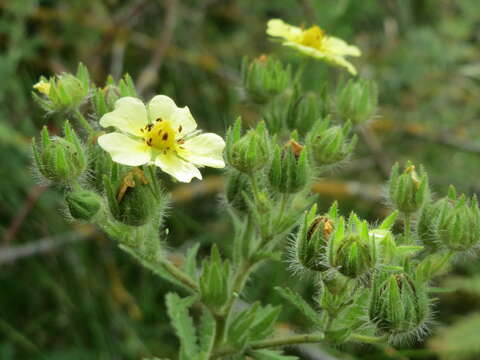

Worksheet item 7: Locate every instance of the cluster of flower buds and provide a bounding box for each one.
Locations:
[32,122,87,184]
[336,78,378,125]
[369,271,430,342]
[418,186,480,253]
[32,63,90,113]
[389,162,429,214]
[226,118,270,174]
[307,119,357,168]
[285,88,326,135]
[241,56,291,103]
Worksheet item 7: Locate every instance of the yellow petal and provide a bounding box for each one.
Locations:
[33,80,51,95]
[98,132,151,166]
[324,36,361,57]
[148,95,197,135]
[100,97,148,137]
[179,133,226,168]
[266,19,302,42]
[155,153,202,183]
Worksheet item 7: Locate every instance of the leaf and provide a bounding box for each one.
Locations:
[379,211,398,230]
[275,287,321,326]
[250,349,299,360]
[249,304,282,341]
[198,308,216,360]
[428,313,480,360]
[165,293,198,359]
[183,243,201,280]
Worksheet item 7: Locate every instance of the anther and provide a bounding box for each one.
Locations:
[162,133,168,141]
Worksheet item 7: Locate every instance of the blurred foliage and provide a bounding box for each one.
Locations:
[1,0,480,359]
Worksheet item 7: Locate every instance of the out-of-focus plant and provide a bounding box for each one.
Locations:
[28,15,480,360]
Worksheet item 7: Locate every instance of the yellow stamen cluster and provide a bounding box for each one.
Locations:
[140,118,184,154]
[300,25,326,50]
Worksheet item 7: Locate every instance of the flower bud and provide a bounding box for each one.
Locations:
[268,140,309,193]
[241,55,291,103]
[417,200,444,251]
[199,245,231,309]
[328,215,376,278]
[388,162,429,214]
[225,170,251,213]
[32,123,87,184]
[104,168,160,226]
[65,189,102,221]
[93,74,137,118]
[369,272,430,341]
[436,187,480,252]
[296,205,333,272]
[226,118,270,174]
[337,78,378,125]
[32,63,90,113]
[285,89,325,135]
[309,120,357,167]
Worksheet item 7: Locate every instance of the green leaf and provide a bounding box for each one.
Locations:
[198,308,216,360]
[165,293,198,359]
[275,287,321,326]
[183,243,201,280]
[249,305,282,341]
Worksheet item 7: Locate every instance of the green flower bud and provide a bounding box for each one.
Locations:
[388,162,429,214]
[199,245,230,309]
[369,272,430,342]
[226,118,270,174]
[436,187,480,252]
[66,189,102,221]
[92,74,137,118]
[104,168,160,226]
[225,170,251,213]
[308,120,357,167]
[268,140,309,193]
[285,89,326,135]
[417,200,444,251]
[296,205,333,272]
[328,214,376,278]
[32,123,87,184]
[337,78,378,125]
[33,63,90,113]
[241,55,291,104]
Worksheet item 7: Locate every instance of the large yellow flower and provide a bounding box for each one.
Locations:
[98,95,225,183]
[266,19,361,75]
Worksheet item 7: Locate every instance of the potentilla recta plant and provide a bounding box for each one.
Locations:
[31,19,480,360]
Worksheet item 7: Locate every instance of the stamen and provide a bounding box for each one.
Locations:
[178,125,182,133]
[162,133,169,141]
[156,117,163,122]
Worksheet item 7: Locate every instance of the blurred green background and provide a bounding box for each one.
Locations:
[1,0,480,359]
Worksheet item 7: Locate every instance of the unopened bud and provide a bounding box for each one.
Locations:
[241,55,291,103]
[389,162,429,214]
[286,90,325,135]
[337,78,378,125]
[225,171,251,213]
[32,123,87,184]
[268,140,309,193]
[66,190,102,220]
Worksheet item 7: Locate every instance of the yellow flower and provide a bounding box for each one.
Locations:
[33,80,51,95]
[98,95,225,183]
[266,19,361,75]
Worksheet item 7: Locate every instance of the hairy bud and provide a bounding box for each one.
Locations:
[389,162,429,214]
[369,272,430,342]
[66,189,102,221]
[285,89,326,135]
[225,170,251,213]
[226,118,269,174]
[308,120,357,167]
[32,63,90,113]
[241,55,291,103]
[32,122,87,184]
[199,245,231,309]
[337,78,378,125]
[269,140,309,193]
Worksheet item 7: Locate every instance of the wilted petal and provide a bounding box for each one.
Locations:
[180,133,225,168]
[98,132,151,166]
[100,97,148,136]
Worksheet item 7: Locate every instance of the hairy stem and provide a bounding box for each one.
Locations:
[160,259,198,292]
[212,333,325,358]
[74,108,94,134]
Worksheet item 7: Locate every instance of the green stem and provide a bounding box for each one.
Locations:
[248,173,261,203]
[74,108,94,134]
[349,333,386,344]
[212,333,325,358]
[276,193,290,225]
[160,259,199,292]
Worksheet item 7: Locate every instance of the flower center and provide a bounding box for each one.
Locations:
[301,25,325,50]
[141,118,179,153]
